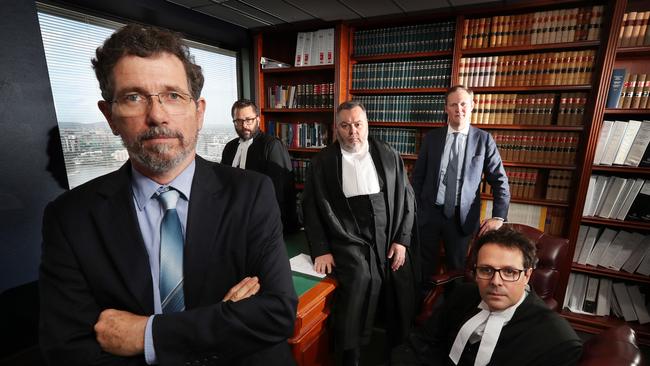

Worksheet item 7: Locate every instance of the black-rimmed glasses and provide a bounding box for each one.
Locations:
[233,117,257,127]
[474,265,527,282]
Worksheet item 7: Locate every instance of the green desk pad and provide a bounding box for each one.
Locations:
[285,231,323,297]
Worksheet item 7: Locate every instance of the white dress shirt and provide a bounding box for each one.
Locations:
[340,143,380,198]
[436,125,469,206]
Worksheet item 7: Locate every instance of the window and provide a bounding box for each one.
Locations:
[37,4,239,189]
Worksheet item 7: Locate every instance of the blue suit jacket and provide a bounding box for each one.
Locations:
[413,126,510,234]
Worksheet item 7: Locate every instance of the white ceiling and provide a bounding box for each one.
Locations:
[166,0,501,29]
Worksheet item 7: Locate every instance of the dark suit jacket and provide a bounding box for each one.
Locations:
[221,132,296,231]
[413,126,510,234]
[39,156,298,366]
[393,283,582,366]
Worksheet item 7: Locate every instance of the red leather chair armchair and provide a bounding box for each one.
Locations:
[578,325,643,366]
[417,223,568,324]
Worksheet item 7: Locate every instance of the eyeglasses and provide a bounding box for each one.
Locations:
[110,91,193,117]
[474,265,527,282]
[233,117,257,127]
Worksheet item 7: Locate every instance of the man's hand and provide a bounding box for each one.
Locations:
[94,309,147,356]
[314,254,335,274]
[388,243,406,271]
[223,276,260,302]
[479,218,504,236]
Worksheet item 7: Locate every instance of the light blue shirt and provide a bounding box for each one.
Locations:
[130,160,195,365]
[436,125,469,206]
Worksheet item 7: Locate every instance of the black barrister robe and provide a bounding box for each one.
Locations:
[222,131,297,232]
[303,137,418,350]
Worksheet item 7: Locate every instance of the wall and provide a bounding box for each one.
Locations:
[0,0,251,293]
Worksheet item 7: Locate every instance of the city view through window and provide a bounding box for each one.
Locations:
[38,8,239,189]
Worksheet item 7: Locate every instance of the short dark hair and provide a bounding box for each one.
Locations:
[337,100,367,115]
[472,226,538,270]
[231,99,258,118]
[445,85,474,105]
[92,24,204,102]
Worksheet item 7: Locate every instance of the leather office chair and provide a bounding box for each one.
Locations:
[417,223,568,324]
[578,325,644,366]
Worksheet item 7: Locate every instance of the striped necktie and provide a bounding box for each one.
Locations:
[157,187,185,313]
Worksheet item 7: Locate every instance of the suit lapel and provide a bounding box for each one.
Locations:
[463,126,479,178]
[432,128,446,183]
[183,156,224,307]
[92,163,153,314]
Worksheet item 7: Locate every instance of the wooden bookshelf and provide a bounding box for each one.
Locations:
[581,217,650,231]
[460,40,600,55]
[591,166,650,175]
[262,64,335,74]
[472,124,584,131]
[349,88,448,94]
[561,310,650,346]
[352,50,453,62]
[262,108,332,113]
[481,195,569,208]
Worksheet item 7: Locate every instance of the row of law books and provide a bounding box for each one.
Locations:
[564,273,649,323]
[491,130,579,165]
[351,59,452,90]
[481,168,572,202]
[574,226,650,274]
[593,120,650,167]
[369,127,417,155]
[619,11,650,47]
[462,5,603,49]
[472,93,586,126]
[294,28,334,67]
[481,167,538,200]
[583,176,650,222]
[291,158,311,184]
[266,83,334,109]
[353,21,455,56]
[606,69,650,109]
[459,50,595,88]
[353,95,446,123]
[267,121,328,149]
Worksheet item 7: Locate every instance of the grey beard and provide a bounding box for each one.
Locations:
[123,126,197,174]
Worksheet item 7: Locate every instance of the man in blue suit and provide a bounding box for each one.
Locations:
[413,85,510,281]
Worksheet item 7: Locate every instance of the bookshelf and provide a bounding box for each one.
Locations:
[251,0,650,345]
[253,25,350,192]
[566,0,650,345]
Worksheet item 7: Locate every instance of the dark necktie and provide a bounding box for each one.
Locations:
[444,132,460,219]
[157,188,185,313]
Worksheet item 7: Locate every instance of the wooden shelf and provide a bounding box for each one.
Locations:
[470,85,592,92]
[571,263,650,284]
[591,165,650,175]
[473,124,584,131]
[368,121,445,127]
[581,217,650,231]
[288,147,326,153]
[262,108,332,113]
[561,310,650,346]
[261,64,334,73]
[616,46,650,58]
[461,40,600,56]
[481,195,569,207]
[349,88,447,94]
[502,161,576,170]
[351,50,453,62]
[603,108,650,115]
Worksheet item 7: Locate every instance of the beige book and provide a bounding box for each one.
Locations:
[635,11,650,46]
[617,73,631,108]
[631,74,647,109]
[621,74,638,109]
[622,12,638,47]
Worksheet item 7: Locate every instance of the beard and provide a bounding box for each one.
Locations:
[122,126,197,174]
[236,124,259,141]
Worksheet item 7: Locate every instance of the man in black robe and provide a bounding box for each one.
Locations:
[222,99,297,232]
[303,100,418,365]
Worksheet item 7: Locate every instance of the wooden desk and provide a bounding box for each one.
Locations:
[286,232,336,366]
